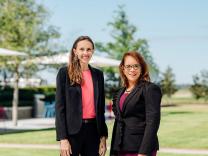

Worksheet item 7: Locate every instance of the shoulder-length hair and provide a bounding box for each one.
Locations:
[119,51,150,87]
[67,36,94,85]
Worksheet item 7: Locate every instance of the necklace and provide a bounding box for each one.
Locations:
[125,90,131,93]
[125,86,135,93]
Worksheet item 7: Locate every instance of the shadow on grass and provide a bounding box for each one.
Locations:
[162,111,194,116]
[161,104,177,107]
[0,127,55,135]
[168,111,193,115]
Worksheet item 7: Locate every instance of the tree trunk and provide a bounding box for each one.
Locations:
[12,64,19,126]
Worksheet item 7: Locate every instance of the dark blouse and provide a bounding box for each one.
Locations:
[119,92,129,111]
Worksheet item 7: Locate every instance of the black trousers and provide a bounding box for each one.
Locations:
[69,122,100,156]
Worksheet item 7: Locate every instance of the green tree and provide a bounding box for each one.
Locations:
[0,0,61,125]
[95,5,159,99]
[160,66,177,104]
[190,70,208,100]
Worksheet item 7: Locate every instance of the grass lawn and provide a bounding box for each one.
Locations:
[162,88,208,105]
[162,96,208,105]
[0,148,59,156]
[0,128,57,144]
[159,104,208,149]
[107,104,208,150]
[0,104,208,154]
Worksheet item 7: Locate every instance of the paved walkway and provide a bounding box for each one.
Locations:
[160,148,208,155]
[0,143,208,155]
[0,143,59,149]
[0,118,55,133]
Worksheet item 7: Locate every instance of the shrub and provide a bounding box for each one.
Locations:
[0,86,56,107]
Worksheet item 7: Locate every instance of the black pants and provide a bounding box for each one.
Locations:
[69,122,100,156]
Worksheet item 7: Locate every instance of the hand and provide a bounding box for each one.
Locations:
[99,136,107,156]
[60,139,72,156]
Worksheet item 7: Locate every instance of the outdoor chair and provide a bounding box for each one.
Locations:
[43,101,55,118]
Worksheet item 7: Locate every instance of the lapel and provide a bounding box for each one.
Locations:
[120,81,144,114]
[66,66,82,106]
[89,65,98,112]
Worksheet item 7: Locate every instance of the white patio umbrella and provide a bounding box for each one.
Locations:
[90,55,120,67]
[0,48,27,56]
[24,53,120,67]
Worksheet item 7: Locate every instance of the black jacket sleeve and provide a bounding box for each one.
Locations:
[55,67,68,141]
[139,83,162,154]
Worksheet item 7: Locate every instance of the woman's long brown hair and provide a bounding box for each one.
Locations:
[68,36,94,85]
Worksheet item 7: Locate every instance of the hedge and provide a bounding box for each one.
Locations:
[0,86,55,107]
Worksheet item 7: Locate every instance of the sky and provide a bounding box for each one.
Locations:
[39,0,208,84]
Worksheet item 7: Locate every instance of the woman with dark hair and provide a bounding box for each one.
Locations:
[110,51,162,156]
[55,36,108,156]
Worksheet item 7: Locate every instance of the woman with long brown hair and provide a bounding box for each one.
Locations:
[110,51,162,156]
[55,36,108,156]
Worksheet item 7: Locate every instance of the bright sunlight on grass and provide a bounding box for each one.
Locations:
[0,104,208,156]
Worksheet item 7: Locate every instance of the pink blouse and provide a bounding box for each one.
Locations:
[81,70,96,119]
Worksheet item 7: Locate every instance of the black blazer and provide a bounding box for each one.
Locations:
[110,81,162,155]
[55,65,108,141]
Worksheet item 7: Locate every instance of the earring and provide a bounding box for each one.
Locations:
[74,55,78,61]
